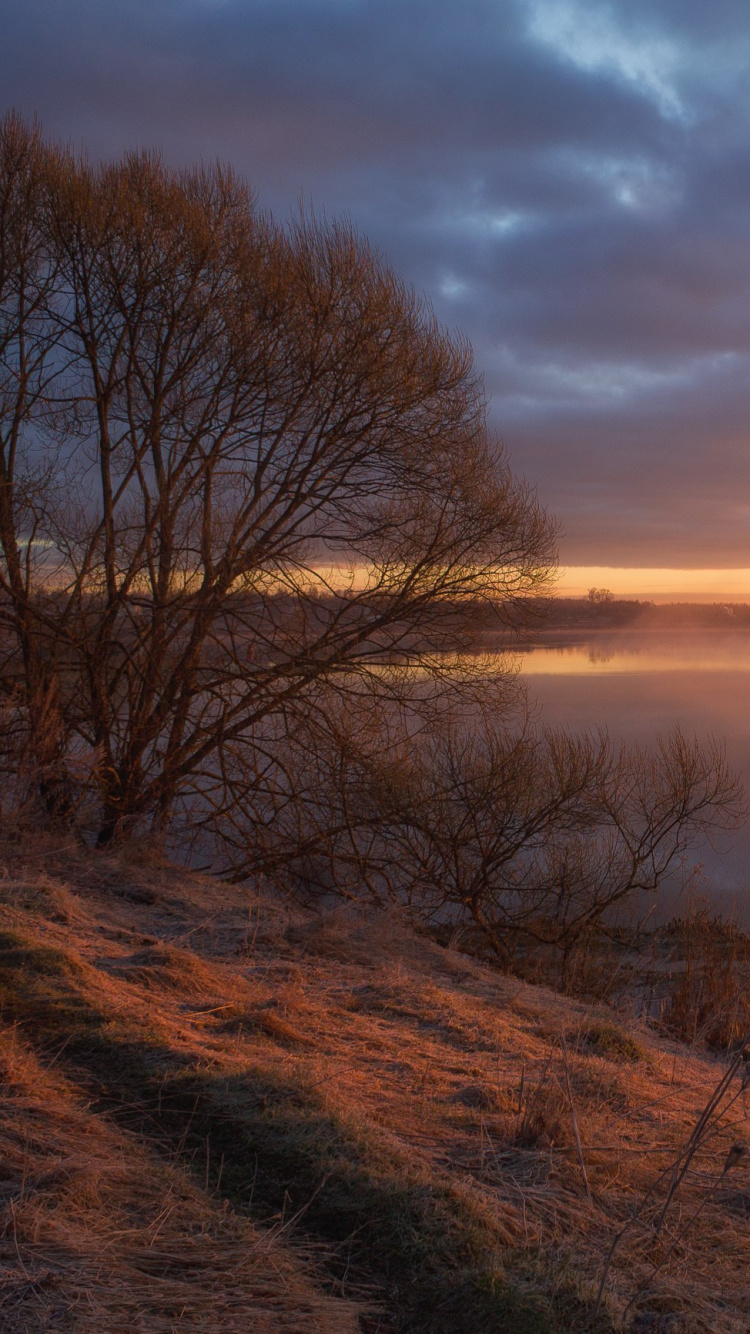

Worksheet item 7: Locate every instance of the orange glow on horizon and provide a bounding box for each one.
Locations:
[556,568,750,603]
[309,563,750,604]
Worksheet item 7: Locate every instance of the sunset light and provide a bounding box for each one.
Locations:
[5,2,750,1328]
[557,567,750,601]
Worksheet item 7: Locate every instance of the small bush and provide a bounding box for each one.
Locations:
[578,1023,645,1063]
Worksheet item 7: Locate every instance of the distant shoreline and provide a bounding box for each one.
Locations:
[522,596,750,631]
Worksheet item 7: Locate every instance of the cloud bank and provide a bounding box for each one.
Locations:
[3,0,750,564]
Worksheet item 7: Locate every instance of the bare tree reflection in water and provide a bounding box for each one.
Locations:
[519,631,750,919]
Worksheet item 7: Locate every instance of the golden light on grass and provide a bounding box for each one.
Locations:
[2,840,750,1331]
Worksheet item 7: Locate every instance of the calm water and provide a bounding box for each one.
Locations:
[516,630,750,915]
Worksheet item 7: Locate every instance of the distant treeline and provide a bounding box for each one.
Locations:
[533,597,750,630]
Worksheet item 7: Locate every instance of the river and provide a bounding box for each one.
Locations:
[516,630,750,918]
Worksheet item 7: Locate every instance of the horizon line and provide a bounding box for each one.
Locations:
[556,567,750,602]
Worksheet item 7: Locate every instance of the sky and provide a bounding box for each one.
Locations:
[3,0,750,588]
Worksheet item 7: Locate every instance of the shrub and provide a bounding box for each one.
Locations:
[578,1023,645,1063]
[663,911,750,1050]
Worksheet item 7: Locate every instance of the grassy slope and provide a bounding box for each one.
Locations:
[0,842,747,1333]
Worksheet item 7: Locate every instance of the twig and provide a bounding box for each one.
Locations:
[7,1199,32,1281]
[624,1146,745,1317]
[594,1037,749,1315]
[653,1044,747,1237]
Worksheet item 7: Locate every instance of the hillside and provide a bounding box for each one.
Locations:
[0,842,748,1333]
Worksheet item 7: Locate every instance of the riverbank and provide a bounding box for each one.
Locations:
[0,838,748,1332]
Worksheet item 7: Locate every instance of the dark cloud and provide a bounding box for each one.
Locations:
[2,0,750,566]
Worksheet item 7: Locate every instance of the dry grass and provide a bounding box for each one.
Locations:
[0,837,748,1330]
[661,911,750,1051]
[0,1029,361,1332]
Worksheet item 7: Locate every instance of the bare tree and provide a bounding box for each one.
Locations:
[0,116,77,817]
[0,116,554,844]
[240,702,743,970]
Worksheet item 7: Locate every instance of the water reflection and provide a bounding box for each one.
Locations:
[518,630,750,675]
[517,630,750,914]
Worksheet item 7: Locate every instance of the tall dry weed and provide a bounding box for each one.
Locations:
[662,909,750,1050]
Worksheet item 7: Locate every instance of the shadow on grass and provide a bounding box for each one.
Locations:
[0,929,108,1038]
[0,939,617,1334]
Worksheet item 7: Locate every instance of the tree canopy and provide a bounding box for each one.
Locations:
[0,114,554,845]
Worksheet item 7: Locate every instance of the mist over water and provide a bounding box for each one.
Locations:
[516,630,750,920]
